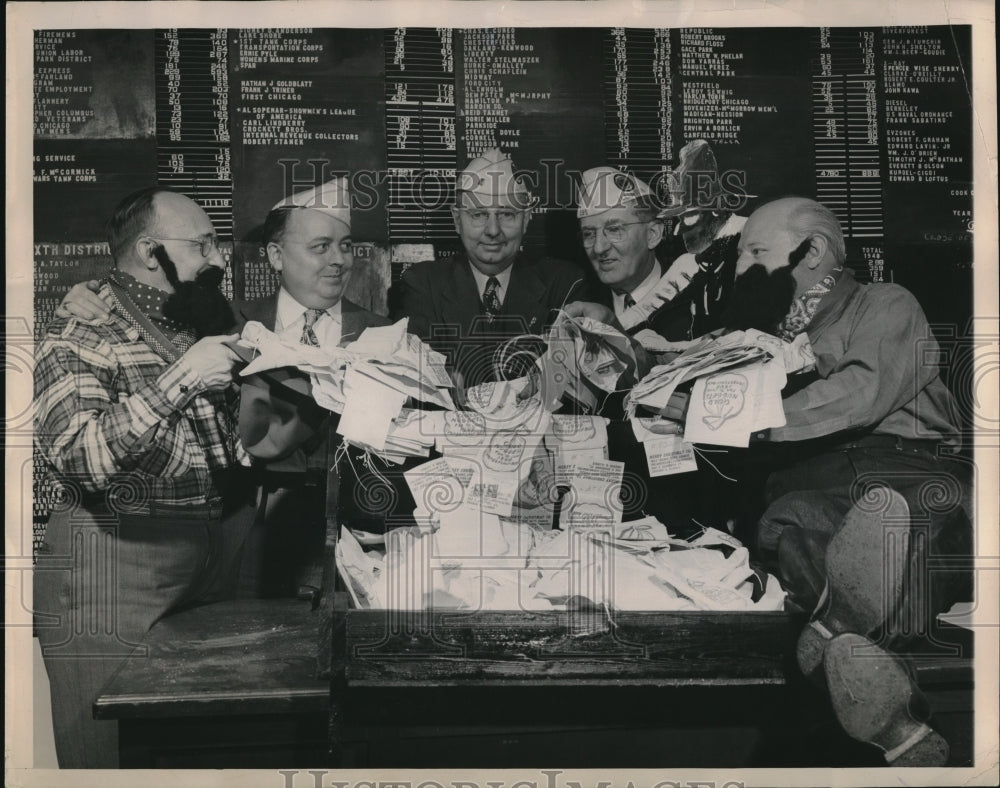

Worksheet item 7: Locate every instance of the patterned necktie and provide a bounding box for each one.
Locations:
[482,276,501,320]
[623,293,637,310]
[300,308,325,347]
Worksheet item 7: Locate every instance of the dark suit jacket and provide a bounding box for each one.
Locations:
[230,292,393,601]
[233,291,391,473]
[395,253,592,387]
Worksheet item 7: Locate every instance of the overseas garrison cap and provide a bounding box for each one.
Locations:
[576,167,657,218]
[456,148,534,208]
[271,177,351,226]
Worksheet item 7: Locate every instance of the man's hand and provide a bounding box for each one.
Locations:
[561,301,657,380]
[563,300,618,327]
[54,280,112,321]
[181,334,242,391]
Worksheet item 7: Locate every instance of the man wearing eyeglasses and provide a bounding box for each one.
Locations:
[395,148,590,388]
[568,168,712,532]
[33,187,255,767]
[51,181,396,599]
[573,166,690,350]
[52,194,235,337]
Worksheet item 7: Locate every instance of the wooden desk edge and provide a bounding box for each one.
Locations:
[94,686,329,720]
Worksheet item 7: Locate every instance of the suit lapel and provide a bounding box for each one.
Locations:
[340,298,366,345]
[340,297,391,345]
[502,257,547,332]
[440,256,484,335]
[237,293,280,331]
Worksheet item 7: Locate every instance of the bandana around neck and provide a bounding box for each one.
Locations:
[776,269,841,342]
[108,269,194,347]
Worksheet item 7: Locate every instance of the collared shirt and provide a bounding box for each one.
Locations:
[34,281,244,510]
[769,270,962,446]
[613,261,661,319]
[274,287,343,350]
[469,263,513,307]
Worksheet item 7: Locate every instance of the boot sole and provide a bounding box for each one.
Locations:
[824,632,948,766]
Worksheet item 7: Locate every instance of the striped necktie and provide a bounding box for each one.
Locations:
[482,276,501,320]
[300,308,325,347]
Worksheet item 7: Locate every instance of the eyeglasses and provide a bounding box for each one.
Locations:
[459,209,527,229]
[151,235,220,258]
[579,221,650,248]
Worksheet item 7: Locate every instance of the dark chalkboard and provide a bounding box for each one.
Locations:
[31,25,976,539]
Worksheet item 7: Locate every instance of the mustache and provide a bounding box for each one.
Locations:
[718,241,812,334]
[194,264,225,289]
[153,246,224,289]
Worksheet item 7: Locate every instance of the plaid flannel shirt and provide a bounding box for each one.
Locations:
[34,283,247,510]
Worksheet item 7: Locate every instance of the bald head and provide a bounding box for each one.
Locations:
[107,186,223,293]
[737,197,844,297]
[108,188,216,265]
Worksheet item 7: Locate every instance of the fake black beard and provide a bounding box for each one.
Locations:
[155,247,235,338]
[720,263,798,335]
[720,239,813,335]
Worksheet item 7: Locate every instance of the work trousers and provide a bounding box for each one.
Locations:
[33,499,256,768]
[755,443,974,651]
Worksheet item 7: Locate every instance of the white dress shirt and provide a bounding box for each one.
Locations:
[469,263,513,306]
[613,261,662,319]
[274,288,343,350]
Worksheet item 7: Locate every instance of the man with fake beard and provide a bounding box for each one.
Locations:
[734,197,972,767]
[54,217,236,338]
[720,235,811,335]
[658,139,752,340]
[156,244,235,337]
[33,187,255,768]
[53,181,397,599]
[566,196,972,764]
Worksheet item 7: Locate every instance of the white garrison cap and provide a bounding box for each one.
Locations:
[576,167,656,218]
[457,148,534,207]
[271,177,351,226]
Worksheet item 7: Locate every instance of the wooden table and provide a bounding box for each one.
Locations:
[329,596,802,767]
[94,595,974,768]
[329,595,975,768]
[94,598,329,768]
